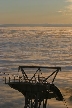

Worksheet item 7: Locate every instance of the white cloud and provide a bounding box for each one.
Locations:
[57,0,72,15]
[56,0,72,16]
[66,0,72,2]
[57,10,62,13]
[57,7,72,15]
[65,0,72,15]
[66,4,72,10]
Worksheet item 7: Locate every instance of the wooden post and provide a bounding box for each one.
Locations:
[43,99,47,108]
[35,93,38,108]
[19,77,20,82]
[5,77,6,84]
[9,77,10,83]
[14,76,15,82]
[31,99,32,108]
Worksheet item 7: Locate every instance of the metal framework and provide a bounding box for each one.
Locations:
[5,66,64,108]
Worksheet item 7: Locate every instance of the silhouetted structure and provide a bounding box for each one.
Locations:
[5,66,64,108]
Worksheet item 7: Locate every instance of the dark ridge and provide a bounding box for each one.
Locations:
[0,24,72,27]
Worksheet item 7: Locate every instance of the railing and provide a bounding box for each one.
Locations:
[5,76,21,84]
[4,66,61,84]
[5,76,47,84]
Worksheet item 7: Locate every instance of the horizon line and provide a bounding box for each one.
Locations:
[0,23,72,27]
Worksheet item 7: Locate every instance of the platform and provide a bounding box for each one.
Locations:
[5,66,63,108]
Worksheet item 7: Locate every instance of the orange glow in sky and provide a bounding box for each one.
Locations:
[0,0,72,24]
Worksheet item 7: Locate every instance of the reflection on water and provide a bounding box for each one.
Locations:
[0,27,72,108]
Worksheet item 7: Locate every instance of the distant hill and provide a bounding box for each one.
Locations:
[0,24,72,27]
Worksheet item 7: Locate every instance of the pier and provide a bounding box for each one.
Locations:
[5,66,63,108]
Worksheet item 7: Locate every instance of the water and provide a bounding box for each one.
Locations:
[0,26,72,108]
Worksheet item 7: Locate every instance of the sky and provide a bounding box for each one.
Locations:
[0,0,72,24]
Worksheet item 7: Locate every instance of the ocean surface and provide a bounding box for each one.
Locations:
[0,26,72,108]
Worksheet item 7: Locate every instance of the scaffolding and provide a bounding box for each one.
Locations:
[5,66,64,108]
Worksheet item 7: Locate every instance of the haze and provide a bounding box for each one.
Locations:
[0,0,72,24]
